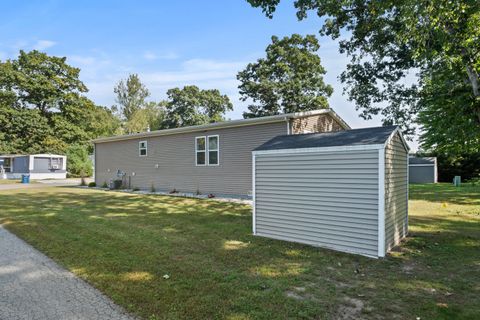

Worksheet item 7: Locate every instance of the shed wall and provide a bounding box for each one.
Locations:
[95,121,287,196]
[384,132,409,251]
[254,149,380,257]
[409,166,436,183]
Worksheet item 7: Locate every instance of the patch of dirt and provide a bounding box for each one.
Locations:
[335,297,365,320]
[285,287,315,301]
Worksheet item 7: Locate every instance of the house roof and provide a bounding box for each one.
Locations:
[409,157,436,165]
[254,126,403,151]
[92,109,350,144]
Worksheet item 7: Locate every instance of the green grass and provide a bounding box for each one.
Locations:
[0,183,478,319]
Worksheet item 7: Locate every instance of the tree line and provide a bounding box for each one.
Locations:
[1,0,479,177]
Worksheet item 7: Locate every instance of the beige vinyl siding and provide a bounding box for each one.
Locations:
[254,149,380,257]
[384,132,408,251]
[290,114,345,134]
[95,121,286,196]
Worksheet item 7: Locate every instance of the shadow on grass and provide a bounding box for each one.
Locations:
[409,183,480,205]
[0,187,479,319]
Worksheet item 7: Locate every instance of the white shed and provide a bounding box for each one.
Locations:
[252,126,409,258]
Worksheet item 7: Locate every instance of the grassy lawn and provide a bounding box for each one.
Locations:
[0,184,478,319]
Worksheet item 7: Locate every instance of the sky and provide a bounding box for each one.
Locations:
[0,0,413,146]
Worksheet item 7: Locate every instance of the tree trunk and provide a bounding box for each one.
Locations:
[461,49,480,124]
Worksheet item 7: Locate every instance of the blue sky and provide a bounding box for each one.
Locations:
[0,0,387,131]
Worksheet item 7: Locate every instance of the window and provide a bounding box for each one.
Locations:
[208,135,219,165]
[195,135,219,166]
[195,136,206,165]
[49,157,62,170]
[1,158,11,173]
[139,141,147,156]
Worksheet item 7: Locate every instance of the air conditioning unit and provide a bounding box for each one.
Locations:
[51,164,59,169]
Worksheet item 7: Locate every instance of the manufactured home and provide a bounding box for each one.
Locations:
[0,154,67,180]
[93,109,350,196]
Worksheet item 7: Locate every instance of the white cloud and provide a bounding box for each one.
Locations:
[143,51,178,61]
[33,40,56,50]
[69,55,96,66]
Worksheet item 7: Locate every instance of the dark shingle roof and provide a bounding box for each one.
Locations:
[409,157,436,165]
[254,126,399,151]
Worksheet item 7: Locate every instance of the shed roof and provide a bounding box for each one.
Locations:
[409,157,436,165]
[254,126,400,151]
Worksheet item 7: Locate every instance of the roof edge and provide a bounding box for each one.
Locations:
[93,108,342,144]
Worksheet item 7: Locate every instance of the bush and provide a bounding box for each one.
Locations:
[66,144,93,177]
[133,187,140,191]
[88,182,96,187]
[101,181,108,188]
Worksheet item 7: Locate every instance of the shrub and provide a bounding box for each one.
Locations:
[133,187,140,191]
[88,182,96,187]
[101,181,108,188]
[66,144,93,177]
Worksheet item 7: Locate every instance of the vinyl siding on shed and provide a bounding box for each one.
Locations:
[95,121,287,196]
[254,149,380,257]
[384,132,408,251]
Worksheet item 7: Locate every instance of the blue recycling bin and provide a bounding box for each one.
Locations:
[21,174,30,184]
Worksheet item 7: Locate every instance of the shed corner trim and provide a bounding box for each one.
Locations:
[252,153,256,235]
[377,147,386,257]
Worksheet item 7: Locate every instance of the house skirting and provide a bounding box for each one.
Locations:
[3,172,67,180]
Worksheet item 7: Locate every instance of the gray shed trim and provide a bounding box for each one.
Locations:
[252,127,409,258]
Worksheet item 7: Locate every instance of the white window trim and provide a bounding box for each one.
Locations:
[195,136,207,166]
[139,141,148,157]
[207,135,220,166]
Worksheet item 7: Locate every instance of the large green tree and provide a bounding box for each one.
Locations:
[160,85,233,128]
[417,60,480,154]
[114,74,150,121]
[238,34,333,118]
[246,1,480,136]
[0,50,120,155]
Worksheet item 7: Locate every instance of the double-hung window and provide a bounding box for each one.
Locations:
[195,137,206,165]
[208,135,219,165]
[139,141,147,156]
[196,135,219,166]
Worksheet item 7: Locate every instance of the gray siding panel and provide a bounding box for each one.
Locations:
[95,121,287,195]
[409,166,436,183]
[254,150,379,257]
[12,156,29,173]
[31,157,66,173]
[384,133,409,251]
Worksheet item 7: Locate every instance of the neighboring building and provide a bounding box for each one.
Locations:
[252,126,409,258]
[93,109,350,196]
[409,157,437,183]
[0,154,67,180]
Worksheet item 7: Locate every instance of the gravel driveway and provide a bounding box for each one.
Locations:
[0,226,135,320]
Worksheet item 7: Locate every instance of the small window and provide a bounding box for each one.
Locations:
[139,141,147,156]
[208,135,219,165]
[195,137,206,165]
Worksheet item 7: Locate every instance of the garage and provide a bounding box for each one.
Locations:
[252,126,409,258]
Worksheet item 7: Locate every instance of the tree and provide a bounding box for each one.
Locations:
[417,60,480,154]
[237,34,333,118]
[160,86,233,128]
[0,51,121,154]
[246,1,480,134]
[66,144,93,177]
[0,50,87,115]
[124,102,165,133]
[114,74,150,121]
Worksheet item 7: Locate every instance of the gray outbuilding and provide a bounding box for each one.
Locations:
[409,157,437,183]
[252,126,409,258]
